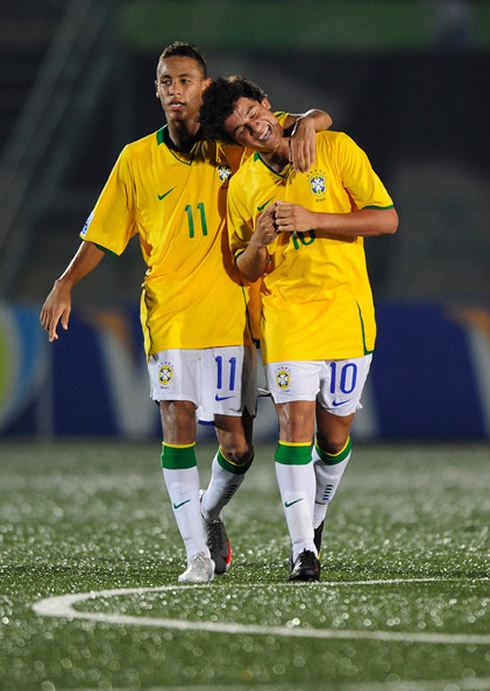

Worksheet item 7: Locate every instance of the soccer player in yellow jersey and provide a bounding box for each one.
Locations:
[200,76,399,581]
[39,43,333,583]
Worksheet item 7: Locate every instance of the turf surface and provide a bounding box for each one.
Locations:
[0,440,489,689]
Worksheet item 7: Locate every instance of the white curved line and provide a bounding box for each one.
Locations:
[32,578,490,645]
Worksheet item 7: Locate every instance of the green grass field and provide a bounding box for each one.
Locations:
[0,440,489,690]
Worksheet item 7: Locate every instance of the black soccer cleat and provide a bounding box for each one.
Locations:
[204,515,231,575]
[313,520,324,556]
[200,490,231,575]
[289,549,321,582]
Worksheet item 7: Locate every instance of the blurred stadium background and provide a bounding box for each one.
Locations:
[0,0,489,441]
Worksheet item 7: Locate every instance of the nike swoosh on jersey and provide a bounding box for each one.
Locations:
[215,394,235,401]
[173,499,190,509]
[257,198,274,212]
[284,497,304,508]
[332,399,352,407]
[158,187,176,201]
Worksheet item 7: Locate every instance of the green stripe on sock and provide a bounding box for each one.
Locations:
[315,436,352,465]
[275,442,312,465]
[217,447,254,475]
[161,443,197,469]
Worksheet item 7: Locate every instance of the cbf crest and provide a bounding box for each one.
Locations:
[274,366,291,390]
[217,163,232,183]
[159,362,174,387]
[307,169,327,199]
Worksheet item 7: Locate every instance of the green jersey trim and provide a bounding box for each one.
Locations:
[156,126,195,165]
[95,243,118,257]
[356,301,374,355]
[241,285,255,342]
[363,204,394,210]
[234,249,245,264]
[254,151,292,179]
[156,127,165,145]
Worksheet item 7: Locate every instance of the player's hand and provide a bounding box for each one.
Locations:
[39,281,72,342]
[253,203,280,247]
[289,116,316,173]
[274,201,316,233]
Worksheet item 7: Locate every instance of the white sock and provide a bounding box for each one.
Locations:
[200,453,247,522]
[275,459,316,560]
[162,466,209,561]
[313,440,352,529]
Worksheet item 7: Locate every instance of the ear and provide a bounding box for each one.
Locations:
[201,77,212,93]
[262,98,272,111]
[155,80,159,98]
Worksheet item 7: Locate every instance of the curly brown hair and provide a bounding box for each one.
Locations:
[199,76,267,143]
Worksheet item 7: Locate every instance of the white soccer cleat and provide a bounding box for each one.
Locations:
[178,552,215,583]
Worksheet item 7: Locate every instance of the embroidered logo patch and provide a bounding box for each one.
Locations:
[159,363,173,386]
[217,163,232,183]
[307,169,327,197]
[275,368,291,390]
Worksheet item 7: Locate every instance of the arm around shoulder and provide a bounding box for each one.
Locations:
[284,109,333,173]
[283,109,333,135]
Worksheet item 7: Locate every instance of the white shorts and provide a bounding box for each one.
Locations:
[264,354,372,416]
[148,345,257,418]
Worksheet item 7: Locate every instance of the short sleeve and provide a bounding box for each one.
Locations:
[80,146,137,255]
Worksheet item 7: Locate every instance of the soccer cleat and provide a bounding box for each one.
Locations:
[204,515,232,574]
[289,549,321,582]
[200,490,232,575]
[178,552,215,583]
[314,520,324,556]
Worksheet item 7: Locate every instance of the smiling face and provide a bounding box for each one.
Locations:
[155,55,211,124]
[224,97,284,152]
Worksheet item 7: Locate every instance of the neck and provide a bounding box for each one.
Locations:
[259,138,290,173]
[166,118,201,152]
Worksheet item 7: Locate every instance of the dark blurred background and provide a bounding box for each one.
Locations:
[1,0,489,302]
[0,0,489,440]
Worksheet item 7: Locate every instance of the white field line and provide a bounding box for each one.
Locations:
[344,680,490,691]
[49,682,490,691]
[32,577,490,645]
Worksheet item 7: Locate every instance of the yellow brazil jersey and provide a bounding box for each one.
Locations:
[237,111,289,343]
[81,127,251,357]
[228,130,395,364]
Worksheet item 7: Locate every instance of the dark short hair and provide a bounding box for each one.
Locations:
[199,76,267,143]
[157,41,207,78]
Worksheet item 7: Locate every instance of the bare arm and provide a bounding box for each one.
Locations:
[235,204,398,283]
[235,205,277,283]
[284,109,333,174]
[273,202,399,237]
[40,240,106,342]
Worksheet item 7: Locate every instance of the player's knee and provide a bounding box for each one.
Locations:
[220,440,254,467]
[316,433,349,456]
